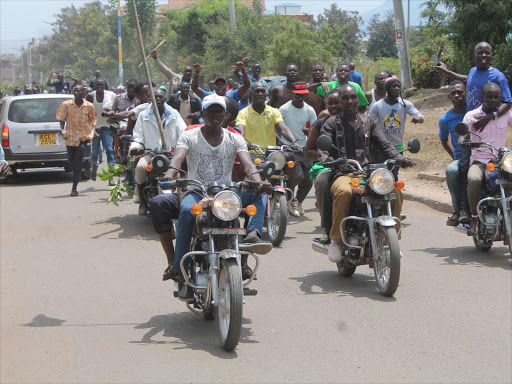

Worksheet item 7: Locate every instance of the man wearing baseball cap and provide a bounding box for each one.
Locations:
[279,81,317,216]
[151,94,272,294]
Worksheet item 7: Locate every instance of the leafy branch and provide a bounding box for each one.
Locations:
[98,163,134,206]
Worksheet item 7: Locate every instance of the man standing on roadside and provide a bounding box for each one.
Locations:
[269,64,300,109]
[86,79,116,183]
[279,82,317,217]
[46,71,71,94]
[56,85,96,196]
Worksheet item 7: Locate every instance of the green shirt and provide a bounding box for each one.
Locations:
[315,81,369,107]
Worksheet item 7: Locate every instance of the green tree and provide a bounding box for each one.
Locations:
[314,4,362,60]
[125,0,157,46]
[366,12,398,60]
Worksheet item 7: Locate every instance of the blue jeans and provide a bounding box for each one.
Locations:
[445,148,470,213]
[91,127,115,165]
[173,191,267,270]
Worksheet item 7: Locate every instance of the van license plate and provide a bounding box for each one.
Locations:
[38,133,57,146]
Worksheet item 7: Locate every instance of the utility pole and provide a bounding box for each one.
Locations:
[228,0,236,31]
[39,54,43,85]
[117,0,124,85]
[392,0,412,89]
[28,44,33,85]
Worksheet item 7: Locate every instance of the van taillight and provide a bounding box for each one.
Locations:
[1,124,9,147]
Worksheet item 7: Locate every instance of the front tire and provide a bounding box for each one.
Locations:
[373,227,400,297]
[267,194,288,246]
[336,263,356,277]
[217,259,243,351]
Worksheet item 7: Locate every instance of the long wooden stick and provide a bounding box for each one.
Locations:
[138,39,166,68]
[131,0,168,150]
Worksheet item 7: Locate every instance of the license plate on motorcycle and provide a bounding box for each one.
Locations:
[211,228,247,235]
[38,133,57,146]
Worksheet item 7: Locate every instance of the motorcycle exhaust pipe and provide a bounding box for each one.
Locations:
[312,240,328,255]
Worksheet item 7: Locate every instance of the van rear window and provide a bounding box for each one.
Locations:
[8,98,71,123]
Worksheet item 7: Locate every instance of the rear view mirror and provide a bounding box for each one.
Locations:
[455,122,469,136]
[407,138,421,154]
[120,135,134,143]
[261,161,276,180]
[317,135,333,151]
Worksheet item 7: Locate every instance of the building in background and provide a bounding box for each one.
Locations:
[264,2,314,23]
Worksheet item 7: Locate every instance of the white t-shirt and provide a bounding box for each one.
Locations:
[93,90,116,128]
[176,128,248,186]
[278,101,317,147]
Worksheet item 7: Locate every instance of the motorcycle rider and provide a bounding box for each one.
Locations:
[151,94,272,288]
[319,84,412,261]
[130,89,186,215]
[463,82,512,235]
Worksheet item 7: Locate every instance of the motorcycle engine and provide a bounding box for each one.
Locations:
[195,273,208,295]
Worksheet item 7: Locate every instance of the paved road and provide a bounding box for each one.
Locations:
[1,169,511,383]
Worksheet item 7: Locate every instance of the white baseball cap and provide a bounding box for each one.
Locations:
[202,94,226,110]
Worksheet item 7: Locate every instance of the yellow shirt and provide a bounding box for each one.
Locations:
[56,99,96,146]
[235,104,283,152]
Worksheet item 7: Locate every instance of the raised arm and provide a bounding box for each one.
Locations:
[235,57,251,96]
[434,62,467,82]
[150,50,176,80]
[191,64,206,99]
[46,71,56,86]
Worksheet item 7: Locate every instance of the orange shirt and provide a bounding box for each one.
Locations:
[56,99,96,146]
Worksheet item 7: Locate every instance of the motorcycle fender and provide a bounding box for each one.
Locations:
[273,185,286,193]
[375,216,397,228]
[218,249,241,262]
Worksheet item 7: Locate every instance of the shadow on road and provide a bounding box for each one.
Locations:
[1,168,72,187]
[90,214,158,241]
[22,314,138,328]
[290,270,396,302]
[414,246,512,270]
[130,313,258,358]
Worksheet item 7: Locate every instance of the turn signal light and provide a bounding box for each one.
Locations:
[191,203,203,216]
[351,178,360,187]
[486,162,495,172]
[146,164,153,172]
[245,205,257,216]
[254,158,262,165]
[395,180,405,190]
[1,124,9,147]
[287,161,295,168]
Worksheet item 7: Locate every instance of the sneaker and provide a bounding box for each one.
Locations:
[298,202,305,216]
[446,212,459,226]
[178,285,194,301]
[459,209,471,224]
[70,190,79,197]
[328,240,342,263]
[289,198,300,217]
[133,188,140,203]
[138,204,148,216]
[241,232,273,254]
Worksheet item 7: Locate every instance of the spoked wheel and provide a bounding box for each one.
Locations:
[217,259,243,351]
[336,263,356,277]
[373,227,400,297]
[267,194,288,246]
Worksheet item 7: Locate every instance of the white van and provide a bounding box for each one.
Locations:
[0,94,90,175]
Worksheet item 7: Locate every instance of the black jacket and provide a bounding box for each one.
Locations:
[319,112,403,177]
[167,94,201,125]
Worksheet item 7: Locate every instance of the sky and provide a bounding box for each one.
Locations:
[0,0,427,55]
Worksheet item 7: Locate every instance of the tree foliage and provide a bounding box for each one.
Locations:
[366,12,398,60]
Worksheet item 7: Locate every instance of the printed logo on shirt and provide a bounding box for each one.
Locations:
[197,154,223,184]
[383,109,402,135]
[466,85,482,110]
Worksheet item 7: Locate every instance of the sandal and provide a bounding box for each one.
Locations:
[162,266,176,281]
[446,212,459,226]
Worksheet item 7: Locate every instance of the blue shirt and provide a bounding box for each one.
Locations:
[202,89,241,102]
[348,71,362,85]
[438,108,466,160]
[466,67,512,112]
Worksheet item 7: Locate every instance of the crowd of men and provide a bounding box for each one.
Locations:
[8,40,511,287]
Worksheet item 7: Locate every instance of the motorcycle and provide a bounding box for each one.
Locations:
[453,122,512,255]
[249,143,295,246]
[120,135,171,214]
[311,135,421,297]
[164,171,273,351]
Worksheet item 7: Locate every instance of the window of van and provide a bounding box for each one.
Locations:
[8,98,70,123]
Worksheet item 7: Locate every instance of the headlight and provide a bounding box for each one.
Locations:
[501,152,512,173]
[368,169,395,195]
[212,191,242,221]
[152,154,169,173]
[267,151,286,170]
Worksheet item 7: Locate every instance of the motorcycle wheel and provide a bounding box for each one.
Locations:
[473,236,492,252]
[267,194,288,246]
[216,259,243,352]
[336,263,356,277]
[373,227,400,297]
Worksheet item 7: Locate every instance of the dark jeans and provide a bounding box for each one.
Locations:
[66,142,87,187]
[286,149,313,203]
